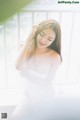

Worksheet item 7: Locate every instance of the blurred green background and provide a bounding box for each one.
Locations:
[0,0,34,23]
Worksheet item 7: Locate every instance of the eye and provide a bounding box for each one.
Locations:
[48,39,53,41]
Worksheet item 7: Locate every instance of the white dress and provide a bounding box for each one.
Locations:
[10,56,57,120]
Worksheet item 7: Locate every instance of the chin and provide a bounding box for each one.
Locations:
[38,46,46,49]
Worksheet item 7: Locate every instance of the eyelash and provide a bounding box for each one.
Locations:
[39,33,53,41]
[48,39,53,41]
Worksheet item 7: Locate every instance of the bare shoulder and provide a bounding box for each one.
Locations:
[49,50,61,64]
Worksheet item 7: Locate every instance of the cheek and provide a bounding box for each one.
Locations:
[37,35,43,42]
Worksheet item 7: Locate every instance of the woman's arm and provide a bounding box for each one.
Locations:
[15,26,38,70]
[15,41,29,70]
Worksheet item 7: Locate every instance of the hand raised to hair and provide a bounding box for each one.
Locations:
[22,25,39,53]
[30,25,39,38]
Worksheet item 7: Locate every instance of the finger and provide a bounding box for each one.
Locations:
[32,25,39,29]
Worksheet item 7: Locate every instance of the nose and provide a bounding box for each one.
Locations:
[41,37,47,44]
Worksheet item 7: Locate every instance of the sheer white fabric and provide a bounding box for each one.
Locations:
[9,57,56,120]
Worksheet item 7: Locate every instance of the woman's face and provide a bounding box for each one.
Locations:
[37,28,56,49]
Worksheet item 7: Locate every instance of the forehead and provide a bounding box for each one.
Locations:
[41,28,55,37]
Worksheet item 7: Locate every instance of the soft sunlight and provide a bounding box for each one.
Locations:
[0,1,80,106]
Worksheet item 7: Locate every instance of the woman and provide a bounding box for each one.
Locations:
[10,19,62,120]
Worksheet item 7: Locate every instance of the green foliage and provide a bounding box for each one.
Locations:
[0,0,33,23]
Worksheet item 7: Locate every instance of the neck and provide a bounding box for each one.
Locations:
[36,47,50,54]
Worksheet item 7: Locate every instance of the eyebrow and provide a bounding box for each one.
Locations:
[41,31,54,40]
[41,31,45,35]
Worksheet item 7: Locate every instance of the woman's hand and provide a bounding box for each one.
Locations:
[25,25,39,49]
[31,25,39,38]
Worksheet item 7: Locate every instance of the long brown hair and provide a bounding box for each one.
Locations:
[26,19,62,59]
